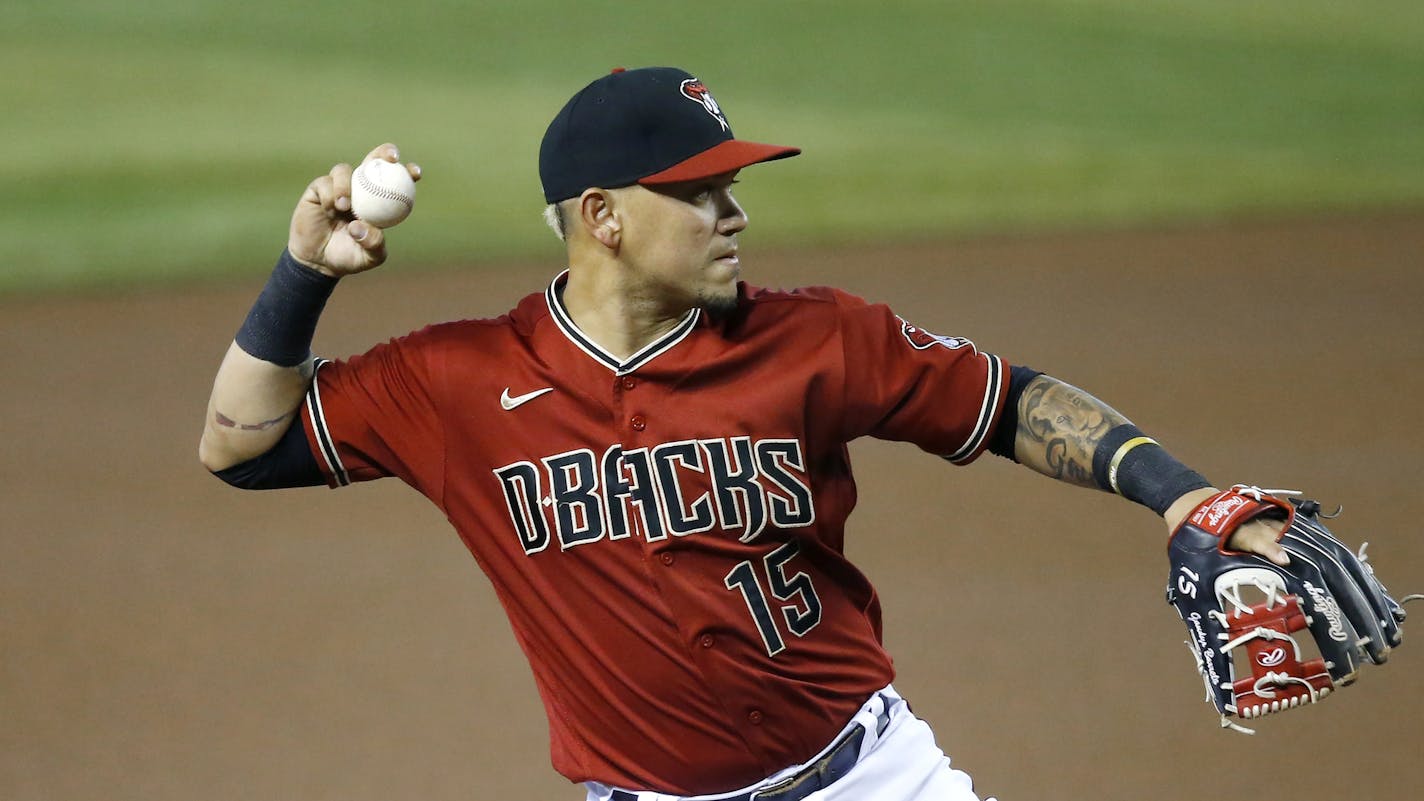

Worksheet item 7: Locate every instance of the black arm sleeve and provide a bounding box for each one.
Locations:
[211,416,324,489]
[986,365,1042,462]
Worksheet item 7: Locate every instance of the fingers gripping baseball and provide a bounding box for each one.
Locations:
[286,144,421,277]
[287,166,385,276]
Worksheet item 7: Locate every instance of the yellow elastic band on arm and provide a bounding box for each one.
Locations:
[1108,436,1158,495]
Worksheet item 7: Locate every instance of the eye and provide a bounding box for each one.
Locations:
[662,177,737,205]
[698,180,738,202]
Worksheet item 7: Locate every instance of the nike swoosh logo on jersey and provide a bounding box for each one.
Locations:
[500,387,555,410]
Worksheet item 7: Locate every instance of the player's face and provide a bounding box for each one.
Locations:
[617,171,748,316]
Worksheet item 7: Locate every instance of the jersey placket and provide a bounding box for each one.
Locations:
[611,367,774,760]
[547,275,781,756]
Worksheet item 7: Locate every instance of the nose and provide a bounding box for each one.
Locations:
[717,190,748,235]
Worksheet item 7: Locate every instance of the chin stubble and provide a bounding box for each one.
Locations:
[699,290,740,318]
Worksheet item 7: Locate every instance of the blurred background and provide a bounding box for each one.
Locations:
[3,0,1421,293]
[3,2,1422,800]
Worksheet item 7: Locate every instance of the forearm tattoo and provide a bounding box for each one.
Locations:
[1016,376,1128,488]
[214,409,295,432]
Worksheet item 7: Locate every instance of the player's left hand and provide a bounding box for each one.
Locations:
[1164,487,1289,565]
[1164,485,1418,733]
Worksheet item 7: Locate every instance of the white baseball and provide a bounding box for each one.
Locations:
[351,158,416,228]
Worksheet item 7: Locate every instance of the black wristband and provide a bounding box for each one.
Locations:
[1092,424,1211,516]
[234,250,338,367]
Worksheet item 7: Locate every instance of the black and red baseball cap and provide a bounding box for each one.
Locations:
[539,67,801,204]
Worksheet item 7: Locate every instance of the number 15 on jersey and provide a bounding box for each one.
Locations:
[724,540,823,656]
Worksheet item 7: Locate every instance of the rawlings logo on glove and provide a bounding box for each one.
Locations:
[1166,485,1420,733]
[1301,581,1349,641]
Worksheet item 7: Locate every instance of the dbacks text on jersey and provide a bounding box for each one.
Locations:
[494,436,815,554]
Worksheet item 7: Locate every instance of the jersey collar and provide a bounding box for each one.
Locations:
[544,270,703,376]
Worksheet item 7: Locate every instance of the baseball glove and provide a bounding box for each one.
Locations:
[1166,485,1420,733]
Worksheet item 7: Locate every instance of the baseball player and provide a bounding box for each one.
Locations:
[199,67,1297,800]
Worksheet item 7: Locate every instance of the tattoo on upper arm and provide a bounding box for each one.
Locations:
[214,409,295,432]
[1016,376,1128,488]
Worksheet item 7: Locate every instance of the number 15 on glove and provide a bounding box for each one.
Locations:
[1166,485,1421,733]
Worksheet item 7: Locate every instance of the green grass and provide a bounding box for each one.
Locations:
[3,0,1422,293]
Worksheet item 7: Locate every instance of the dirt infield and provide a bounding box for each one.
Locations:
[3,213,1422,800]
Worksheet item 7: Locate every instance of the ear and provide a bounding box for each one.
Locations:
[577,188,622,249]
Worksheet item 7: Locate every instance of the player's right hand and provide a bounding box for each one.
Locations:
[287,143,422,278]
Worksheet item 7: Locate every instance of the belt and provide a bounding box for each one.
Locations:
[611,693,895,801]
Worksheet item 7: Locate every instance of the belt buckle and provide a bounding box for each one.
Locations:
[750,768,819,801]
[752,724,866,801]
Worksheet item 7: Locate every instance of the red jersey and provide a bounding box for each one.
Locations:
[300,273,1008,795]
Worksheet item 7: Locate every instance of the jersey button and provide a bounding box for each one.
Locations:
[621,376,637,390]
[660,553,675,566]
[630,414,646,431]
[747,710,764,725]
[699,634,715,648]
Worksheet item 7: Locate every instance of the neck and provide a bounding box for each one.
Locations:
[560,265,690,361]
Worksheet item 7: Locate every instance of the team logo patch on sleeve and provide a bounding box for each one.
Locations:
[898,317,976,353]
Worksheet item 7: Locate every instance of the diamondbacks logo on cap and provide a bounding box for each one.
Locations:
[680,78,729,131]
